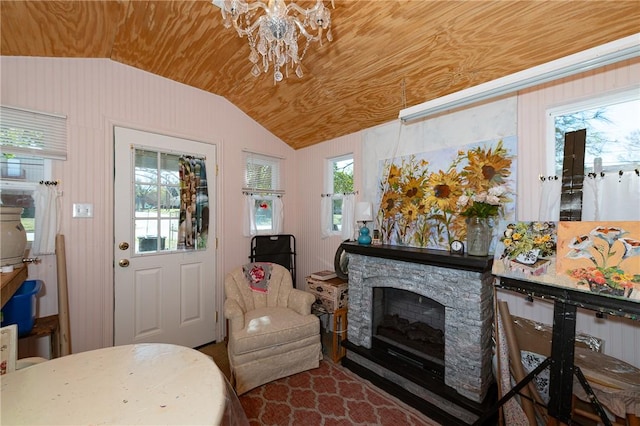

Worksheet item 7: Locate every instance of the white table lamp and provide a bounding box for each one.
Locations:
[355,202,373,245]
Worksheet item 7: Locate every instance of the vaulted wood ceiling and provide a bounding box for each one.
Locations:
[1,1,638,149]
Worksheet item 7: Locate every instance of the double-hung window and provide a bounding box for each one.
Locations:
[243,151,283,235]
[548,89,639,175]
[322,154,354,238]
[0,106,66,244]
[544,88,639,221]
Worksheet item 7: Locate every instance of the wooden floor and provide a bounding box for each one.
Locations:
[196,341,231,381]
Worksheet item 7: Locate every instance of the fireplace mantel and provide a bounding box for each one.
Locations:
[341,241,493,273]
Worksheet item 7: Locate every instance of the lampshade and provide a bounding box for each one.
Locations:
[355,202,373,222]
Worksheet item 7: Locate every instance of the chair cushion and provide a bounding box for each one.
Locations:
[231,307,319,355]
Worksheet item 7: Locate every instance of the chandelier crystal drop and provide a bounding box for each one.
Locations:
[213,0,333,84]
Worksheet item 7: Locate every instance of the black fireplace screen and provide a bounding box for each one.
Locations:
[372,287,445,362]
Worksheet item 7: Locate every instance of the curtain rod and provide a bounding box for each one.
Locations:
[539,169,640,181]
[321,191,358,197]
[243,189,285,195]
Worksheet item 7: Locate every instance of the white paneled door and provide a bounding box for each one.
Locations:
[113,126,216,347]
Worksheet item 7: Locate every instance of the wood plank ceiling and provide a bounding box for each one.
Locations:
[1,1,639,150]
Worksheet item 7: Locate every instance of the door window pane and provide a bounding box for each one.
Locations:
[134,149,200,253]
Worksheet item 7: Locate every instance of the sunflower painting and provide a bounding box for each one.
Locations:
[377,137,517,249]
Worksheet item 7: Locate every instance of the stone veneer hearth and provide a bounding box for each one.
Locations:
[342,242,495,407]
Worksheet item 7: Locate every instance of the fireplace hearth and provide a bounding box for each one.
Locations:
[341,242,496,425]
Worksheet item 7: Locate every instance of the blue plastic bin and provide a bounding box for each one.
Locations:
[1,279,42,337]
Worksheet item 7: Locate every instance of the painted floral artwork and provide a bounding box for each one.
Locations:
[493,221,558,277]
[493,221,640,303]
[557,222,640,299]
[376,137,516,250]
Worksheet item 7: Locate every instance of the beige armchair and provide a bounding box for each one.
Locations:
[224,263,321,395]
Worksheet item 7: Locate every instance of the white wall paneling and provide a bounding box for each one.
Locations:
[2,55,637,367]
[1,57,294,353]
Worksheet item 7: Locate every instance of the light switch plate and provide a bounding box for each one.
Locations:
[73,203,93,218]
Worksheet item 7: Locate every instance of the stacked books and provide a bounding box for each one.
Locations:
[310,270,337,281]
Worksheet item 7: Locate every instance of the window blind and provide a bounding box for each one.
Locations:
[1,105,67,160]
[243,151,282,193]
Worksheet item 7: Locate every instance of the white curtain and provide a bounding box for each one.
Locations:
[538,178,562,221]
[320,194,356,240]
[320,195,332,239]
[242,193,256,237]
[272,196,284,234]
[32,184,62,255]
[341,193,356,240]
[582,174,640,220]
[539,175,640,221]
[243,194,284,236]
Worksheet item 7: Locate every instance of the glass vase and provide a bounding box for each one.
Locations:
[466,217,491,257]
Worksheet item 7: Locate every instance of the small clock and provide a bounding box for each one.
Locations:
[450,240,464,255]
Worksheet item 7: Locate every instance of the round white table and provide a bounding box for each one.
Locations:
[1,343,228,425]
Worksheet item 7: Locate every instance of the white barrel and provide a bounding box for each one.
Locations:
[1,206,27,267]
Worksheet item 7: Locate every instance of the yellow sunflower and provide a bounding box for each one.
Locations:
[463,142,512,191]
[425,169,462,213]
[415,199,428,216]
[449,214,467,240]
[380,191,401,218]
[401,177,425,200]
[386,163,402,187]
[401,203,420,223]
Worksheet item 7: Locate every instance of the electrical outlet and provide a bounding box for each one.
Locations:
[73,203,93,218]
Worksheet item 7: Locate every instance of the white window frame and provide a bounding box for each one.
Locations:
[325,154,354,236]
[1,105,64,245]
[243,150,284,235]
[545,87,640,175]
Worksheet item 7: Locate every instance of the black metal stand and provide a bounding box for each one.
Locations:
[473,277,640,426]
[547,300,611,425]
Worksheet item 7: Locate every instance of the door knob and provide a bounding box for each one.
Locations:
[119,259,130,267]
[119,242,129,250]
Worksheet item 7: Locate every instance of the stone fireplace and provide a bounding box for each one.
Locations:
[341,242,495,424]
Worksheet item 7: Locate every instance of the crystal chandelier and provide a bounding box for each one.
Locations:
[213,0,333,84]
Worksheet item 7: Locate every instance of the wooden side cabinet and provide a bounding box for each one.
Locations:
[305,276,349,363]
[332,308,347,363]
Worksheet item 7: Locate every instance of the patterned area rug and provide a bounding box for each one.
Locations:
[239,359,441,426]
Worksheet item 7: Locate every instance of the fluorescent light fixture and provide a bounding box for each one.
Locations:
[399,33,640,122]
